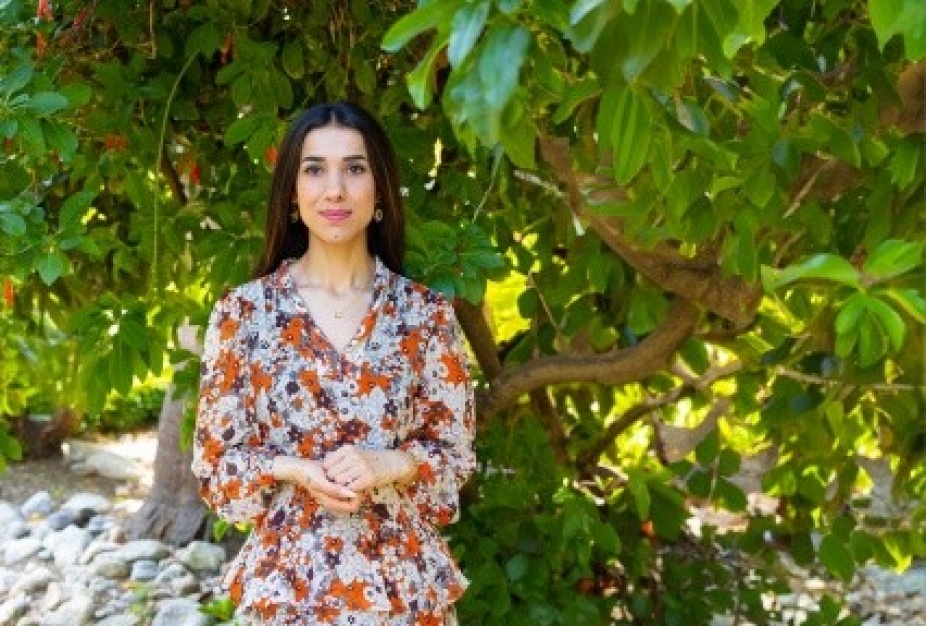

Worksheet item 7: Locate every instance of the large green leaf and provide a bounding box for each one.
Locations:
[863,239,924,282]
[478,23,530,112]
[608,85,652,184]
[381,0,462,52]
[448,1,490,67]
[762,254,861,290]
[820,534,855,582]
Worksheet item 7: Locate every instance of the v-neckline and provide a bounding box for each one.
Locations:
[282,257,386,360]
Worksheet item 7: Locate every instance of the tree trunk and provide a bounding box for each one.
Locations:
[126,381,207,544]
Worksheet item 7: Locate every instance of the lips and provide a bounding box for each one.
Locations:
[319,209,351,222]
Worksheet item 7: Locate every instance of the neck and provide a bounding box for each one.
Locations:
[294,241,375,291]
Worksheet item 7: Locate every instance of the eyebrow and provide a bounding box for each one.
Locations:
[300,155,367,163]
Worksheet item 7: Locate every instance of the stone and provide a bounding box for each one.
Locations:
[60,492,111,514]
[90,553,131,579]
[20,492,54,519]
[45,509,78,531]
[130,559,160,582]
[151,598,210,626]
[114,539,170,563]
[44,525,92,568]
[1,519,28,540]
[4,536,43,565]
[96,616,141,626]
[38,581,64,613]
[176,541,225,573]
[84,450,146,481]
[154,562,190,583]
[0,593,29,625]
[0,500,20,525]
[39,592,93,626]
[169,574,201,596]
[10,566,55,595]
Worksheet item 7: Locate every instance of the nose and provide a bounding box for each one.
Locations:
[323,169,346,200]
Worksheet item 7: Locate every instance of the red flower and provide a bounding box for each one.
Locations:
[104,134,127,151]
[264,145,278,167]
[37,0,53,21]
[220,32,233,65]
[3,279,14,308]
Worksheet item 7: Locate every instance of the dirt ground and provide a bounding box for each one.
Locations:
[0,430,157,508]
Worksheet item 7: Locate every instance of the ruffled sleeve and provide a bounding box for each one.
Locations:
[400,298,476,526]
[191,290,277,525]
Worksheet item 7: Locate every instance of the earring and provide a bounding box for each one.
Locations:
[290,202,299,223]
[374,206,383,222]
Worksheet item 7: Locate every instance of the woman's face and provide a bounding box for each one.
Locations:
[294,124,376,247]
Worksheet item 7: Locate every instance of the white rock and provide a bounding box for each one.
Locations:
[84,451,146,481]
[175,541,225,573]
[4,537,43,565]
[1,519,28,540]
[44,525,92,568]
[154,562,190,583]
[20,492,54,519]
[114,539,170,563]
[151,598,210,626]
[169,574,201,596]
[79,540,120,565]
[0,500,20,525]
[96,616,141,626]
[89,553,131,579]
[61,492,111,514]
[10,566,55,595]
[130,559,159,582]
[0,593,29,625]
[39,592,93,626]
[39,581,64,613]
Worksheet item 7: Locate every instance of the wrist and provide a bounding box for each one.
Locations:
[381,450,416,486]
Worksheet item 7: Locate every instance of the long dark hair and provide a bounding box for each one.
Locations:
[252,102,405,278]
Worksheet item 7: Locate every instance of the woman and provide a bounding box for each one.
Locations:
[192,102,475,625]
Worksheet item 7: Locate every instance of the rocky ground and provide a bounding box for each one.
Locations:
[0,433,922,625]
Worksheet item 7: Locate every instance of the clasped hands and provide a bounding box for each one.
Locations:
[272,446,415,514]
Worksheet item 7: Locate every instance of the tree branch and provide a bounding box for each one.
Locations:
[483,297,699,416]
[578,361,742,471]
[537,136,762,326]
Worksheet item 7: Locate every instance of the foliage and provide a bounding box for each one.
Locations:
[1,0,924,623]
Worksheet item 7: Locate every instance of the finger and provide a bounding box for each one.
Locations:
[312,475,359,501]
[313,490,360,513]
[321,445,357,470]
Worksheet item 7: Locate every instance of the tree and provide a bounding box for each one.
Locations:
[2,0,924,622]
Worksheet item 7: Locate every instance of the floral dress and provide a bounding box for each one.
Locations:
[191,257,476,625]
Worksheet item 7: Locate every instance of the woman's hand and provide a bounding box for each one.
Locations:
[272,455,361,514]
[322,445,416,492]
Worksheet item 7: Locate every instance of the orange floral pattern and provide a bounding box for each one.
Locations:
[192,258,475,625]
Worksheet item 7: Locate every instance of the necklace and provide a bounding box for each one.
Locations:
[293,282,371,319]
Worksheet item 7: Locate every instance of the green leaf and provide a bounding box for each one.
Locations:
[881,288,926,323]
[869,0,904,51]
[553,78,601,124]
[835,292,866,334]
[381,0,462,52]
[863,239,924,282]
[479,23,530,111]
[866,297,906,352]
[820,534,855,582]
[22,92,70,116]
[762,254,861,290]
[406,35,447,110]
[282,40,305,80]
[37,252,68,285]
[627,469,651,519]
[448,1,490,67]
[185,21,221,58]
[43,121,78,161]
[609,85,652,184]
[857,315,886,368]
[505,554,528,582]
[0,64,33,95]
[19,117,46,156]
[715,477,747,511]
[0,213,26,236]
[59,82,92,107]
[717,448,741,477]
[60,190,96,229]
[695,429,720,465]
[224,115,261,145]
